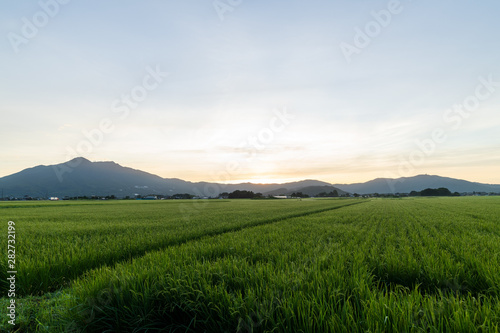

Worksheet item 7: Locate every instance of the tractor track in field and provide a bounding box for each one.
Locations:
[193,200,367,239]
[102,200,368,269]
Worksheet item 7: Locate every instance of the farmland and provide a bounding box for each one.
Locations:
[1,197,500,332]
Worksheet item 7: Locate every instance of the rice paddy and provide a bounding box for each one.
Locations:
[0,197,499,332]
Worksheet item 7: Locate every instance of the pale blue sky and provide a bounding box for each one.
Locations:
[1,0,500,184]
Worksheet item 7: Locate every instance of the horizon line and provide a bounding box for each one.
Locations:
[1,157,499,187]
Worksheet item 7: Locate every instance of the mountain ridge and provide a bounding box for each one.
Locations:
[332,174,500,194]
[0,158,499,198]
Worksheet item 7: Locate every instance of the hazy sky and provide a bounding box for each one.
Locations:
[2,0,500,184]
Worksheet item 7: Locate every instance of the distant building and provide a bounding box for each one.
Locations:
[273,195,288,199]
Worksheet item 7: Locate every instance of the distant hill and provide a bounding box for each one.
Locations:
[1,159,499,198]
[216,180,333,195]
[333,174,500,194]
[264,185,348,197]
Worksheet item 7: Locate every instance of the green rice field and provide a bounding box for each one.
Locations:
[1,197,499,332]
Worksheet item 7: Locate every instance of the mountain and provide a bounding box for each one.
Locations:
[0,157,192,198]
[333,174,500,194]
[1,159,499,198]
[0,159,333,198]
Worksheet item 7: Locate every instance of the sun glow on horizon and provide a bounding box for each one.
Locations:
[218,177,309,185]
